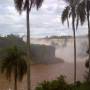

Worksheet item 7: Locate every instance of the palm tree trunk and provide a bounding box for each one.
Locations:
[73,21,76,84]
[87,11,90,80]
[72,7,76,84]
[26,0,31,90]
[14,69,17,90]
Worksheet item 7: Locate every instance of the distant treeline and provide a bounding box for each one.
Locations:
[0,34,26,49]
[0,34,58,64]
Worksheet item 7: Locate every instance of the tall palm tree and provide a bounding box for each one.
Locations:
[71,0,90,80]
[14,0,43,90]
[83,0,90,80]
[77,0,90,80]
[0,46,27,90]
[61,0,86,84]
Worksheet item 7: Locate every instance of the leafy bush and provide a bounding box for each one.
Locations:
[35,77,90,90]
[35,75,70,90]
[84,59,90,82]
[35,80,50,90]
[85,60,89,69]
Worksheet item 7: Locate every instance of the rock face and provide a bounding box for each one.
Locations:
[0,35,62,64]
[31,44,57,64]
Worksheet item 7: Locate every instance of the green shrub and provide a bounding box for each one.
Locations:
[35,75,69,90]
[35,80,50,90]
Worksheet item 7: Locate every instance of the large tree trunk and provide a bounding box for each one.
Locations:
[72,7,77,84]
[26,0,31,90]
[87,10,90,80]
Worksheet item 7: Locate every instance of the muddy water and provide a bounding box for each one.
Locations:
[0,62,86,90]
[31,38,88,89]
[31,62,86,90]
[0,37,88,90]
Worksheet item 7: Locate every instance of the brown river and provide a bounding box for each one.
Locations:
[0,37,88,90]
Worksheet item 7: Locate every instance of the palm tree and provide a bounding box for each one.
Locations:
[77,0,90,80]
[14,0,43,90]
[61,0,86,84]
[85,0,90,80]
[82,0,90,80]
[0,46,27,90]
[71,0,90,80]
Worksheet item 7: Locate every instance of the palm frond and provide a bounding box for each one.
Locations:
[0,59,13,81]
[14,0,43,13]
[76,1,86,25]
[61,6,70,24]
[17,58,27,81]
[0,46,27,82]
[23,0,30,10]
[87,0,90,12]
[85,60,89,68]
[65,0,80,6]
[67,16,69,27]
[76,15,79,30]
[35,0,44,9]
[14,0,23,13]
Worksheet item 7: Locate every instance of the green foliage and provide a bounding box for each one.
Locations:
[61,6,70,24]
[61,0,86,29]
[0,34,27,58]
[85,59,90,81]
[35,75,69,90]
[71,82,90,90]
[85,60,89,69]
[0,46,27,81]
[14,0,44,13]
[36,80,51,90]
[36,77,90,90]
[0,34,26,50]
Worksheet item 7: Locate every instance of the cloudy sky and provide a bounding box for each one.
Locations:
[0,0,88,38]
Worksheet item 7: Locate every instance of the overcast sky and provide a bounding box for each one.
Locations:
[0,0,88,38]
